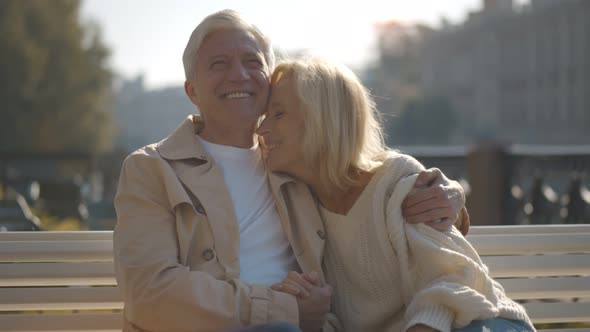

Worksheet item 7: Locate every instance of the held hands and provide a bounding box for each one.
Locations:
[271,271,332,332]
[402,168,468,234]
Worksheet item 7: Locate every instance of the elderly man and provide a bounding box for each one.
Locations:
[113,9,469,332]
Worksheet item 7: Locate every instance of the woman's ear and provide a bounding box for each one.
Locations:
[184,80,199,106]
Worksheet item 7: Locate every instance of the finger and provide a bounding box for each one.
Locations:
[271,284,300,296]
[275,283,303,297]
[402,186,441,209]
[404,207,455,224]
[425,218,454,231]
[283,279,310,297]
[287,271,314,291]
[302,271,321,286]
[457,208,470,236]
[403,185,447,209]
[415,168,442,187]
[402,196,450,218]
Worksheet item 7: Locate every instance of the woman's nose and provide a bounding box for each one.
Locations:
[256,119,270,136]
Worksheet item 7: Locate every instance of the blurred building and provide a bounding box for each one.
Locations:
[420,0,589,144]
[113,75,194,152]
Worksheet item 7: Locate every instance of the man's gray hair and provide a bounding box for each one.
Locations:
[182,9,275,80]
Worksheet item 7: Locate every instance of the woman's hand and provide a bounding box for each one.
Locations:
[271,271,320,298]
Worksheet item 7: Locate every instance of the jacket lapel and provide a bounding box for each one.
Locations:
[268,173,326,277]
[157,115,240,271]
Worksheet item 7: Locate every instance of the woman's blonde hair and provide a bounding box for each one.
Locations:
[271,58,388,192]
[182,9,275,80]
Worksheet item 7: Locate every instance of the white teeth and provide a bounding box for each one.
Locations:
[225,92,251,99]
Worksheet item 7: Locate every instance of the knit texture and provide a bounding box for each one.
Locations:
[321,152,533,332]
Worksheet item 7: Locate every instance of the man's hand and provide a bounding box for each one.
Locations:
[271,271,318,298]
[271,271,331,332]
[402,168,466,233]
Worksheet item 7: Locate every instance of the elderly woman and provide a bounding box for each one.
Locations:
[256,58,534,332]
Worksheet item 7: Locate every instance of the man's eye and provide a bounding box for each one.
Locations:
[211,61,227,69]
[274,111,284,118]
[248,59,264,67]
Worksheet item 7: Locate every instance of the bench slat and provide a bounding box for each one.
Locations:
[469,225,590,235]
[482,254,590,278]
[525,301,590,324]
[499,276,590,300]
[0,287,122,311]
[0,241,114,262]
[0,231,113,241]
[0,262,116,286]
[468,233,590,255]
[0,313,122,332]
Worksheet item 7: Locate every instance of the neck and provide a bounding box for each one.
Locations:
[296,167,373,215]
[198,122,257,148]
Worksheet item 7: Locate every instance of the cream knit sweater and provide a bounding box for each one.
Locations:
[321,153,533,332]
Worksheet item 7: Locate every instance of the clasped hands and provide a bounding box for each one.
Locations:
[272,271,331,332]
[271,272,438,332]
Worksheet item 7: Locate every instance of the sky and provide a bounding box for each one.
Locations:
[80,0,520,90]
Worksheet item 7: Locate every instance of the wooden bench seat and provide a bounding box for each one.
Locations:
[0,225,589,331]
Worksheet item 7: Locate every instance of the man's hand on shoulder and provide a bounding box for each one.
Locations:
[402,168,468,235]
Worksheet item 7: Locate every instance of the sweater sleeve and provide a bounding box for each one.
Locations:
[384,174,503,332]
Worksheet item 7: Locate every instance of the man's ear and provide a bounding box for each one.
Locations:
[184,80,199,106]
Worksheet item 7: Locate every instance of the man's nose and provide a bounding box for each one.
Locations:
[228,61,249,81]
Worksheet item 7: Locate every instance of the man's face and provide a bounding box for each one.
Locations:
[187,29,270,131]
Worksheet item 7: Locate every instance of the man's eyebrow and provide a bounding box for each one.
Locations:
[208,54,228,61]
[243,51,263,58]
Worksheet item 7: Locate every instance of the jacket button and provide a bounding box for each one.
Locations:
[195,204,206,215]
[317,230,326,240]
[202,248,215,261]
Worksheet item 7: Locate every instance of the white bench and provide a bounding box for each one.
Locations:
[0,225,589,332]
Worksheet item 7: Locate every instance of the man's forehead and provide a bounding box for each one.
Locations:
[198,29,263,57]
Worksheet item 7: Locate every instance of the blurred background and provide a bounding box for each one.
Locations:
[0,0,588,231]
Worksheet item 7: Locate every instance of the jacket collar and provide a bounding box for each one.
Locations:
[268,171,298,193]
[157,114,209,161]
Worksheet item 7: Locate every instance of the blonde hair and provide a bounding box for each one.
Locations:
[182,9,275,80]
[271,58,388,191]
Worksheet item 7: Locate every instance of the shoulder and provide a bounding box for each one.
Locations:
[374,151,425,189]
[121,143,168,175]
[117,143,176,198]
[380,151,424,173]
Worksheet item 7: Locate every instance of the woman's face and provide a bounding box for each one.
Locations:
[257,75,306,174]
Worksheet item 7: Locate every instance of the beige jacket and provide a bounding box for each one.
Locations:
[114,115,329,332]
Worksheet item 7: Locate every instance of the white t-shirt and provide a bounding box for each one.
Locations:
[196,135,298,286]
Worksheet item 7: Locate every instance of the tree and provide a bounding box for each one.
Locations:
[387,96,457,146]
[0,0,113,153]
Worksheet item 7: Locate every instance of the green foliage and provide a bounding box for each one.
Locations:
[387,96,457,146]
[0,0,113,153]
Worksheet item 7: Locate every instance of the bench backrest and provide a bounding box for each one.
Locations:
[1,225,589,331]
